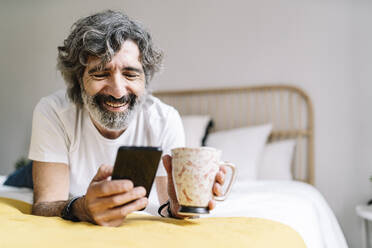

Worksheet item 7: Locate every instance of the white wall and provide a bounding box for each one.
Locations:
[0,0,369,247]
[353,1,372,246]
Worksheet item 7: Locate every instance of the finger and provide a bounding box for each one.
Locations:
[90,180,134,198]
[92,165,114,182]
[96,186,146,209]
[213,183,223,196]
[215,171,225,185]
[219,165,228,175]
[162,155,172,176]
[208,200,216,210]
[94,197,148,224]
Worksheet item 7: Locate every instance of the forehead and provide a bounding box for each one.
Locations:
[86,39,142,70]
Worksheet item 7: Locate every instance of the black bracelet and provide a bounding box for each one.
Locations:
[61,196,81,222]
[158,200,175,218]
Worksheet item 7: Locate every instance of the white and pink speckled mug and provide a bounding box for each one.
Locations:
[171,147,237,216]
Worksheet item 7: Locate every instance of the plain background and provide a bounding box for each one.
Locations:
[0,0,371,247]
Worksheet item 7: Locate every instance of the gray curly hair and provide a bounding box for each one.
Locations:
[57,10,163,106]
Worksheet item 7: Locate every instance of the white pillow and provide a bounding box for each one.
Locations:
[205,124,272,181]
[181,115,212,147]
[257,140,296,180]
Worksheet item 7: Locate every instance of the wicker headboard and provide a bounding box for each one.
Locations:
[153,85,314,185]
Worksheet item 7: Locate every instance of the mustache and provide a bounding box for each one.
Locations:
[93,93,137,108]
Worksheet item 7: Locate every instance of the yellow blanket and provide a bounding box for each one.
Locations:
[0,197,306,248]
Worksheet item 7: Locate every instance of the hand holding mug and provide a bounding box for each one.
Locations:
[163,147,237,217]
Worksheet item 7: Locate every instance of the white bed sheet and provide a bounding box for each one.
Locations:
[0,176,347,248]
[208,180,348,248]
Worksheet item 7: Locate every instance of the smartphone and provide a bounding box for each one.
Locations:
[112,146,163,200]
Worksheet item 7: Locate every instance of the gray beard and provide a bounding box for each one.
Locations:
[81,89,146,132]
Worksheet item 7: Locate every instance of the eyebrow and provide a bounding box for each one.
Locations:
[88,66,144,74]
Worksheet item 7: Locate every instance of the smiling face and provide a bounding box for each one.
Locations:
[81,39,146,132]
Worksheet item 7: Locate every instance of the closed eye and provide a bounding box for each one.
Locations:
[92,73,109,79]
[123,73,139,79]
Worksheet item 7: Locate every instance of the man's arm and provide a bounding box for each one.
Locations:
[32,161,69,216]
[155,176,168,206]
[32,161,90,221]
[32,161,148,226]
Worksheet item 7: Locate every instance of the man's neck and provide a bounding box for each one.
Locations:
[90,116,125,139]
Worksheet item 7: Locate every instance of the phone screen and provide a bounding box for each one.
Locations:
[112,146,163,199]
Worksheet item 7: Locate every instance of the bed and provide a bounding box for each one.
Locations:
[153,85,348,248]
[0,85,348,248]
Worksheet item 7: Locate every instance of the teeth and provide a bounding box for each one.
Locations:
[105,101,126,108]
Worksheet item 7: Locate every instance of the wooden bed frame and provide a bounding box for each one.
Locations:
[154,85,314,185]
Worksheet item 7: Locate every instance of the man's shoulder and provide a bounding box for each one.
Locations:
[143,94,179,120]
[38,88,72,107]
[34,89,77,119]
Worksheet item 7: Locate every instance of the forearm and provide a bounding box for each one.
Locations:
[156,176,168,205]
[32,201,66,217]
[32,196,92,222]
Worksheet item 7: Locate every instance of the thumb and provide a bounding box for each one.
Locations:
[92,164,113,183]
[162,154,172,176]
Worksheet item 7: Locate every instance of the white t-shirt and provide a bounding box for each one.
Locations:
[28,89,185,203]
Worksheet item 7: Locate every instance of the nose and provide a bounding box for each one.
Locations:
[106,73,129,99]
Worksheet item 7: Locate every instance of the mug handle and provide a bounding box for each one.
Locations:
[213,161,237,201]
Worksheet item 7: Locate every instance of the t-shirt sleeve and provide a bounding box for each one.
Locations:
[28,99,69,164]
[156,107,186,177]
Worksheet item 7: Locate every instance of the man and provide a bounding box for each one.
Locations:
[29,10,226,227]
